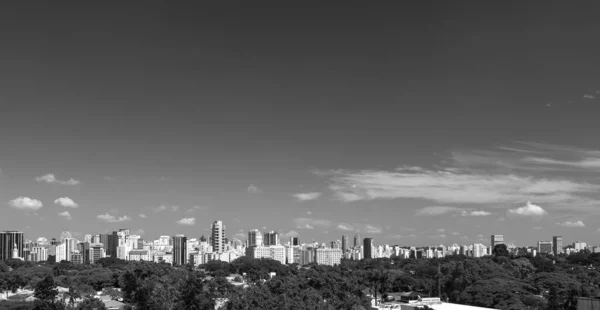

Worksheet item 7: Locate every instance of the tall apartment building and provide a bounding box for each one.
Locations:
[342,235,348,254]
[248,229,263,247]
[264,231,279,246]
[246,245,286,264]
[552,236,563,255]
[172,235,188,266]
[0,231,24,261]
[31,246,48,262]
[354,234,361,248]
[491,235,504,248]
[315,248,343,266]
[211,221,226,253]
[363,238,373,259]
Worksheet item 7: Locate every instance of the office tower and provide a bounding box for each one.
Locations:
[264,231,279,246]
[62,238,77,262]
[354,234,361,248]
[211,221,226,253]
[55,243,67,262]
[172,235,188,266]
[342,235,348,253]
[290,237,299,246]
[1,231,24,261]
[101,232,118,258]
[248,229,263,247]
[363,238,373,259]
[552,236,563,255]
[79,242,90,264]
[491,235,504,248]
[315,248,343,266]
[538,241,552,254]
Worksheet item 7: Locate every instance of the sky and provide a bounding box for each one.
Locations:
[1,1,600,247]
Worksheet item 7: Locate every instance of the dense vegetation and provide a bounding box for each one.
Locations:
[1,245,600,309]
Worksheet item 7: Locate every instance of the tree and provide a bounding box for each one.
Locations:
[34,276,58,303]
[492,244,509,257]
[547,286,560,310]
[77,298,108,310]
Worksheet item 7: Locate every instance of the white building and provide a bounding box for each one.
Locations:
[31,246,48,262]
[247,245,286,264]
[315,248,343,266]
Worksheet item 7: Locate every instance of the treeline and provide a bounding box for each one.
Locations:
[1,247,600,309]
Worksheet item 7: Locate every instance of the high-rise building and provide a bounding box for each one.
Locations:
[363,238,373,259]
[264,231,279,246]
[342,235,348,254]
[89,244,105,264]
[552,236,563,255]
[354,234,361,248]
[290,236,299,246]
[538,241,553,254]
[574,241,587,252]
[248,229,263,247]
[315,248,343,266]
[79,242,90,264]
[491,235,504,248]
[211,221,226,253]
[100,232,118,257]
[31,246,48,262]
[172,235,188,266]
[0,231,24,261]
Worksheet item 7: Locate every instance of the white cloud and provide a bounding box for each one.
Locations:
[337,223,355,231]
[461,210,492,217]
[507,201,547,217]
[35,174,80,185]
[557,220,585,228]
[8,197,43,211]
[54,197,78,208]
[416,206,462,216]
[58,211,71,220]
[583,94,596,99]
[177,217,196,225]
[186,206,208,213]
[154,205,168,212]
[139,214,147,218]
[97,213,131,223]
[283,230,299,238]
[364,225,382,234]
[451,232,460,236]
[247,184,261,194]
[293,218,332,230]
[306,211,312,215]
[293,192,322,201]
[523,157,600,169]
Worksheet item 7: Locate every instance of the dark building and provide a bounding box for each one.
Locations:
[100,232,118,258]
[0,231,24,260]
[553,236,563,255]
[363,238,373,259]
[79,242,90,264]
[290,237,299,246]
[264,231,279,246]
[172,235,187,266]
[342,235,348,253]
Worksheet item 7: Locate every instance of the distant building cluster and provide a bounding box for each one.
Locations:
[2,228,599,266]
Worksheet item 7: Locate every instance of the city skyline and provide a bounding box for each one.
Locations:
[2,2,600,245]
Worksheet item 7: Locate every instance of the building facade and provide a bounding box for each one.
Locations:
[0,231,24,261]
[172,235,188,266]
[491,235,504,249]
[552,236,563,255]
[363,238,373,259]
[211,221,226,253]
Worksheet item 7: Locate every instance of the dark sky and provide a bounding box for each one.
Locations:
[1,1,600,245]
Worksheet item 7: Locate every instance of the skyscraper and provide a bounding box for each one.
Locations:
[264,231,279,246]
[363,238,373,259]
[211,221,226,253]
[491,235,504,249]
[354,234,361,248]
[1,231,24,261]
[290,236,299,246]
[342,235,348,253]
[172,235,188,266]
[552,236,563,255]
[248,229,263,247]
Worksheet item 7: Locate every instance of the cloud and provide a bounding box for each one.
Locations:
[337,223,355,231]
[437,228,446,233]
[8,197,43,211]
[293,192,322,201]
[54,197,79,208]
[247,184,261,194]
[507,201,547,217]
[523,157,600,169]
[293,218,332,230]
[451,232,460,236]
[154,205,168,212]
[35,174,80,185]
[364,225,383,234]
[187,206,208,213]
[171,205,180,212]
[58,211,72,220]
[557,220,585,228]
[283,230,299,238]
[97,213,132,223]
[461,210,492,217]
[177,217,196,225]
[416,206,462,216]
[139,214,147,218]
[583,94,596,99]
[306,211,312,215]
